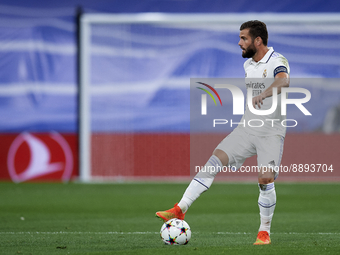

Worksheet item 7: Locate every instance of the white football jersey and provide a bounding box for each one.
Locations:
[239,47,290,137]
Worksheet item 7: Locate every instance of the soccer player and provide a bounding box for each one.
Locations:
[156,20,290,245]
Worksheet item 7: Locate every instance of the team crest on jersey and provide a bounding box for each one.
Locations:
[262,69,267,78]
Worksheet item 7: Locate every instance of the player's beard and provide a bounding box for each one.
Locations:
[242,42,256,58]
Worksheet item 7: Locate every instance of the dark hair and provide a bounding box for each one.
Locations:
[240,20,268,46]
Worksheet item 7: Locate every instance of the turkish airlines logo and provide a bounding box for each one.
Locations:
[7,132,73,183]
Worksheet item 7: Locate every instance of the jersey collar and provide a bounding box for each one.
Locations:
[250,47,274,65]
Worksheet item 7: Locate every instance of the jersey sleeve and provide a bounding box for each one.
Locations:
[243,59,248,72]
[243,59,251,77]
[272,55,290,77]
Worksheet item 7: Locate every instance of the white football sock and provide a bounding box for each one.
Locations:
[178,155,222,213]
[257,182,276,234]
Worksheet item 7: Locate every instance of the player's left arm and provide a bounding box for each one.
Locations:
[252,72,290,109]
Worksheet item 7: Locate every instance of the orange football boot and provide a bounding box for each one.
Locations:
[253,231,271,245]
[155,203,185,222]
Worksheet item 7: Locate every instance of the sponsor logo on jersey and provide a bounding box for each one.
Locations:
[246,81,265,89]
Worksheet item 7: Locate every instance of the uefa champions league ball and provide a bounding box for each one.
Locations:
[160,218,191,245]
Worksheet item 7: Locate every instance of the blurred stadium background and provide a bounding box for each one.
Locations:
[0,0,340,183]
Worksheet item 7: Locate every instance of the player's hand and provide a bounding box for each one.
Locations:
[252,93,266,109]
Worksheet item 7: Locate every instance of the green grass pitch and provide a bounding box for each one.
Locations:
[0,182,339,254]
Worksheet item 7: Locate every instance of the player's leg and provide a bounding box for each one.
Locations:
[155,151,228,222]
[155,128,253,222]
[254,167,275,245]
[177,149,229,213]
[176,128,253,215]
[254,135,284,245]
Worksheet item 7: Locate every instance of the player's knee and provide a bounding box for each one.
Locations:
[258,166,275,184]
[213,149,229,166]
[258,177,274,185]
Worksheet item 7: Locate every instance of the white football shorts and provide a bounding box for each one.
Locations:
[215,127,284,179]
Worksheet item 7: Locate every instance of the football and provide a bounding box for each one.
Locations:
[160,218,191,245]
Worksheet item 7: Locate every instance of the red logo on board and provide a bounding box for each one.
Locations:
[7,132,73,182]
